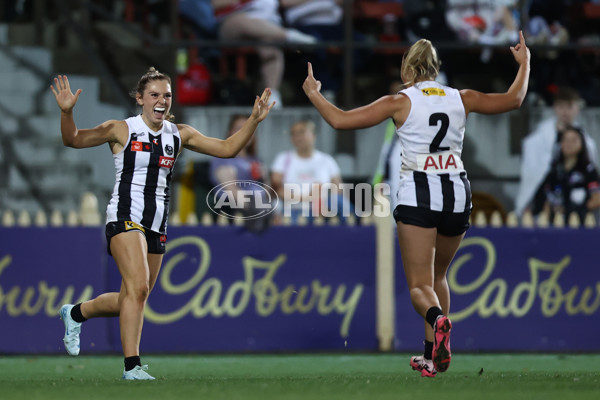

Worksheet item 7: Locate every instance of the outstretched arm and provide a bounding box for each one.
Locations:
[302,63,406,130]
[180,88,274,158]
[460,31,530,115]
[50,75,124,148]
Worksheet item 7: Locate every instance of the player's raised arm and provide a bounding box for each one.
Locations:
[50,75,124,148]
[303,62,402,130]
[180,88,274,158]
[460,31,531,115]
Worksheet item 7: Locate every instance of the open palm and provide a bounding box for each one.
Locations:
[50,75,82,113]
[252,88,275,122]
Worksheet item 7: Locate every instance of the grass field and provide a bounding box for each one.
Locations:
[1,353,598,400]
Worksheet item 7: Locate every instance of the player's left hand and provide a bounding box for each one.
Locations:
[510,30,530,67]
[302,62,322,98]
[251,88,275,122]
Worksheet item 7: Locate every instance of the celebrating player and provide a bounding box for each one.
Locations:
[303,32,530,376]
[51,67,274,380]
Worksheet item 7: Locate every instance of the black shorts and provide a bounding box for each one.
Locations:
[105,221,167,256]
[393,205,471,237]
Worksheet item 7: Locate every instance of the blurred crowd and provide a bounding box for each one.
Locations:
[3,0,600,107]
[174,0,600,107]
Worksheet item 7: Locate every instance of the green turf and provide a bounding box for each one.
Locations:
[0,354,598,400]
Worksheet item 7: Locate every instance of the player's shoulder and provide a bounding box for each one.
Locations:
[175,123,203,142]
[98,119,128,137]
[101,119,128,128]
[163,119,180,134]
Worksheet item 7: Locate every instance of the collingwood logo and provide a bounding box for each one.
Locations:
[165,144,174,155]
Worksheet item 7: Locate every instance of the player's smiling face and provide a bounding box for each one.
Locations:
[138,79,172,130]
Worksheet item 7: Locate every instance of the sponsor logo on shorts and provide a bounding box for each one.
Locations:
[124,221,145,232]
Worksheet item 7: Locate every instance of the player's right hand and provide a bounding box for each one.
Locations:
[510,30,530,67]
[50,75,82,113]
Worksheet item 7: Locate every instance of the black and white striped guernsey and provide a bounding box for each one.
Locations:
[106,115,181,234]
[395,81,472,213]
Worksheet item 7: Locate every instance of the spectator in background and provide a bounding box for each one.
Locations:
[515,87,598,216]
[179,0,218,38]
[525,0,569,47]
[403,0,456,43]
[539,126,600,223]
[524,0,572,105]
[270,120,350,223]
[213,0,317,107]
[279,0,368,103]
[210,114,263,187]
[445,0,519,62]
[209,113,272,231]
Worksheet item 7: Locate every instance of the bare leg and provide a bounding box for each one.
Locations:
[80,292,120,318]
[146,253,163,291]
[79,251,163,320]
[434,232,464,313]
[109,231,151,358]
[218,14,287,42]
[397,222,439,317]
[423,232,465,341]
[257,46,283,91]
[218,14,285,92]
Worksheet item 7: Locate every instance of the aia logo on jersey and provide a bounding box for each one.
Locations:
[131,141,153,152]
[159,156,175,168]
[417,151,464,172]
[423,154,457,170]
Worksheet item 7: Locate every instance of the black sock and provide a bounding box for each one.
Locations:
[124,356,141,372]
[424,340,433,360]
[425,306,443,329]
[70,303,88,323]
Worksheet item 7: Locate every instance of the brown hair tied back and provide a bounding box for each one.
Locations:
[400,39,442,88]
[130,67,175,122]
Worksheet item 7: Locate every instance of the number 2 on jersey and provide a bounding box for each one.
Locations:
[429,113,450,153]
